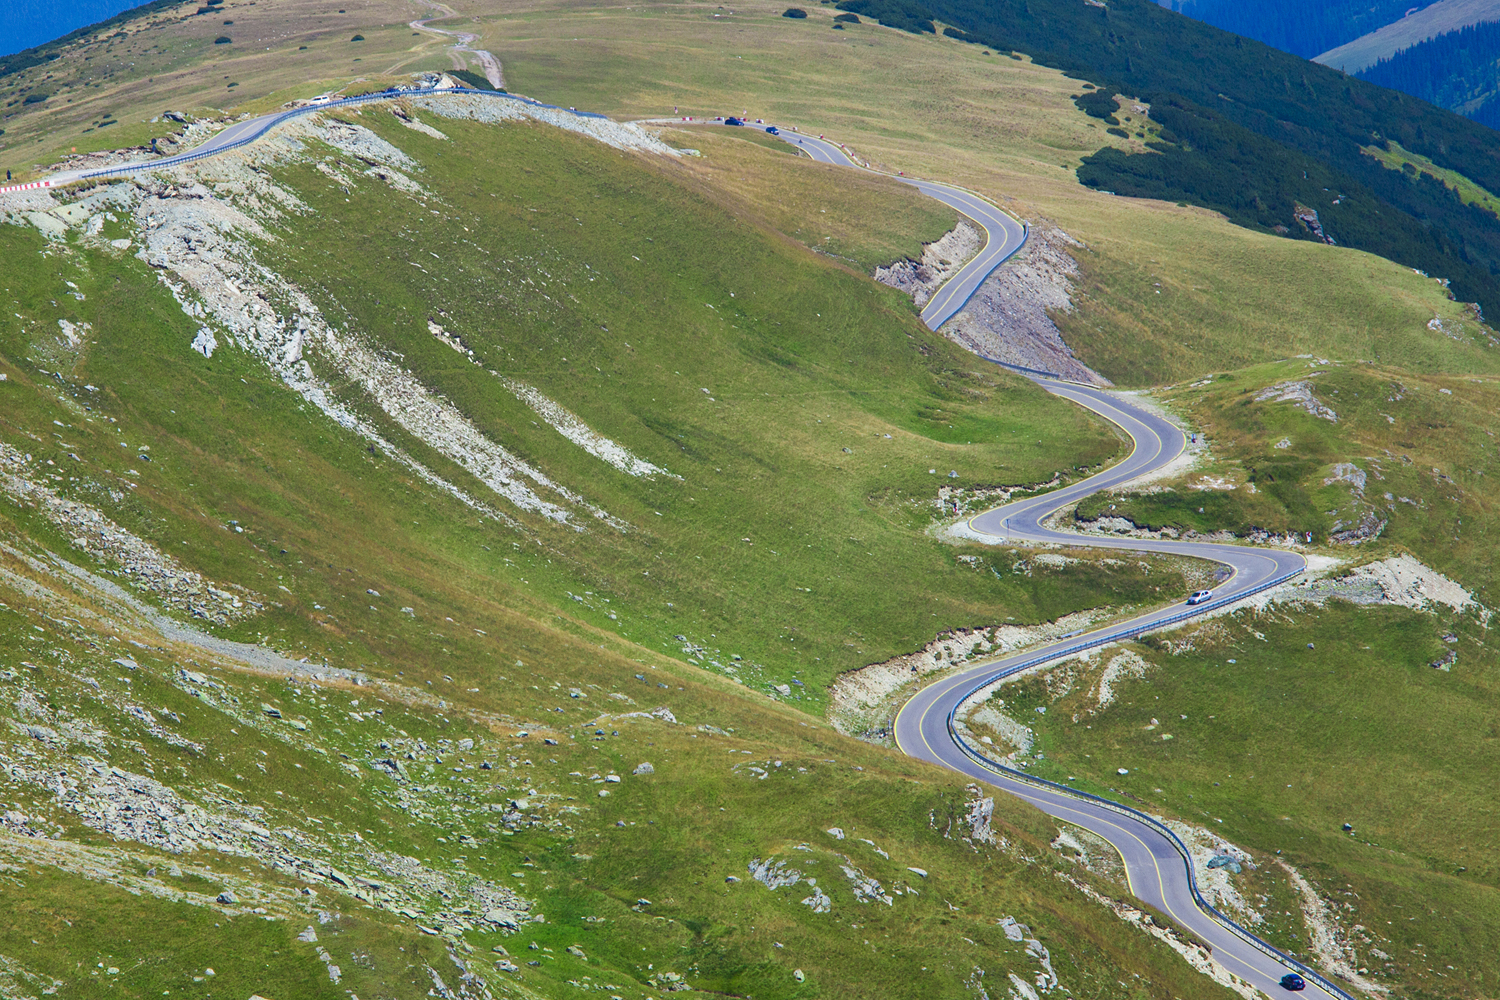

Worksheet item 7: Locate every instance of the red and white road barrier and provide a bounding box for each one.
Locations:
[0,179,57,194]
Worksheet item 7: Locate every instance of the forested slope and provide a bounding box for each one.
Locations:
[1358,20,1500,129]
[841,0,1500,319]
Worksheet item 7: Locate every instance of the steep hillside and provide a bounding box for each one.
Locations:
[1356,20,1500,129]
[1158,0,1430,61]
[1316,0,1500,72]
[0,89,1255,999]
[6,2,1500,997]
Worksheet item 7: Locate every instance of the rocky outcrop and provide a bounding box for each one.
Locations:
[1254,380,1338,422]
[0,443,257,625]
[874,221,983,308]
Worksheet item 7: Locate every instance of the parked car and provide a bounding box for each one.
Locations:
[1187,589,1214,605]
[1280,973,1306,991]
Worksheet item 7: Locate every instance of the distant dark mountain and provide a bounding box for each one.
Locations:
[1,1,151,58]
[1156,0,1434,60]
[1358,21,1500,129]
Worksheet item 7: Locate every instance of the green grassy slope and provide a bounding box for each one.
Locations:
[1018,356,1500,995]
[0,101,1234,999]
[1077,360,1500,601]
[988,600,1500,997]
[240,106,1164,700]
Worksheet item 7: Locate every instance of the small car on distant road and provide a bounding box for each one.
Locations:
[724,116,745,126]
[766,126,780,135]
[1279,973,1306,991]
[1187,589,1214,605]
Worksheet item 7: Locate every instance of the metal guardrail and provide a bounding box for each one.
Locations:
[52,87,606,187]
[984,357,1062,380]
[940,565,1360,1000]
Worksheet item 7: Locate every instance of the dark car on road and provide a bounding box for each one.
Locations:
[1280,973,1306,991]
[766,126,779,135]
[724,116,744,126]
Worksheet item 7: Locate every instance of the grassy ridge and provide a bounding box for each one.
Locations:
[243,106,1166,699]
[475,0,1485,389]
[0,107,1249,996]
[999,601,1500,996]
[1087,360,1500,601]
[5,0,1484,392]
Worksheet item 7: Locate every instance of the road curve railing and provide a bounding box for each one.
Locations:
[935,564,1357,1000]
[0,86,602,193]
[945,723,1355,1000]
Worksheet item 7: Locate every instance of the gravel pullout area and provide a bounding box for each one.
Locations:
[937,223,1110,386]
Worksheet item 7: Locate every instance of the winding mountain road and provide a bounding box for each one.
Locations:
[2,88,1342,998]
[770,131,1027,329]
[900,384,1328,999]
[411,0,505,90]
[0,87,603,194]
[774,128,1340,999]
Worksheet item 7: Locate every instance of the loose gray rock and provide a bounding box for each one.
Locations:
[632,762,654,775]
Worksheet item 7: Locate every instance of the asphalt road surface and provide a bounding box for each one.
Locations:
[771,130,1027,330]
[896,379,1333,1000]
[0,87,600,195]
